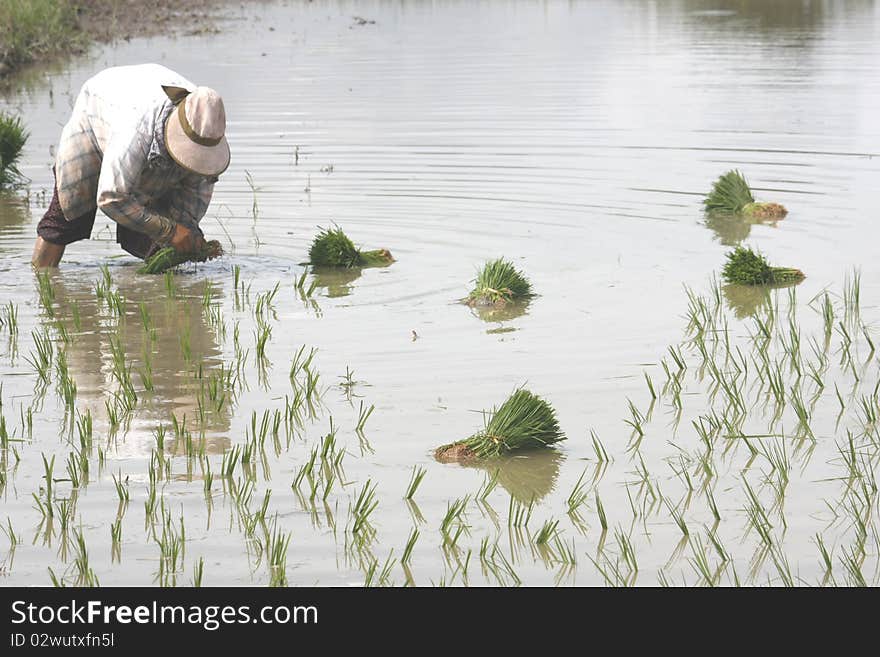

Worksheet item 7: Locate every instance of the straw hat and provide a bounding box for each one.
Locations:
[162,85,230,177]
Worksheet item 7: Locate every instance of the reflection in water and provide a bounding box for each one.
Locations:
[1,0,879,585]
[722,281,799,319]
[704,211,782,247]
[43,270,232,456]
[456,449,564,503]
[681,0,876,32]
[0,193,30,235]
[469,299,530,324]
[311,266,363,298]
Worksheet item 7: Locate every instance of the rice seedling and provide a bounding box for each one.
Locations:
[722,247,804,286]
[64,451,82,489]
[840,544,867,587]
[397,527,419,567]
[589,490,606,532]
[465,257,532,309]
[293,266,320,300]
[308,226,393,268]
[155,510,186,585]
[441,496,470,539]
[476,469,500,502]
[26,330,53,383]
[703,169,787,218]
[110,519,122,562]
[664,498,689,537]
[106,290,126,318]
[355,401,374,432]
[350,479,378,536]
[844,269,861,324]
[112,472,130,504]
[861,325,875,357]
[35,268,55,316]
[624,398,646,439]
[613,528,639,575]
[706,486,721,523]
[254,324,272,362]
[564,468,591,516]
[404,465,426,500]
[72,530,99,587]
[814,533,833,575]
[31,453,56,521]
[534,518,560,545]
[507,495,534,528]
[138,241,224,274]
[0,112,28,187]
[0,301,18,335]
[644,371,657,400]
[743,480,774,547]
[435,388,564,461]
[790,386,814,440]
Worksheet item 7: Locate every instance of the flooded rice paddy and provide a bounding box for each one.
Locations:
[2,0,880,586]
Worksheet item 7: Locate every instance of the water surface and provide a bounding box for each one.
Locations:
[1,0,879,586]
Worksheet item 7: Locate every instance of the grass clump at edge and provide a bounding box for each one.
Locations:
[721,246,804,286]
[704,169,787,219]
[0,0,84,74]
[435,388,565,461]
[0,112,28,186]
[138,240,224,274]
[307,226,393,269]
[466,258,532,307]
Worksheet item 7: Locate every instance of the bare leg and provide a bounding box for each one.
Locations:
[31,236,65,268]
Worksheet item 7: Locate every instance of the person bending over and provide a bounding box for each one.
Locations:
[31,63,230,267]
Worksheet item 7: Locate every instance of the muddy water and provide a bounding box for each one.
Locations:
[2,0,880,585]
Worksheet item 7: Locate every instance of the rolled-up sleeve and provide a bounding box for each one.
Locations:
[95,125,175,243]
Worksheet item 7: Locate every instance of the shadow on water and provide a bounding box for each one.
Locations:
[679,0,876,31]
[469,299,530,324]
[38,269,232,455]
[704,211,783,247]
[0,192,30,235]
[311,266,363,298]
[722,280,800,319]
[453,449,564,504]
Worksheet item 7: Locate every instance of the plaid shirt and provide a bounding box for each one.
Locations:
[54,64,217,243]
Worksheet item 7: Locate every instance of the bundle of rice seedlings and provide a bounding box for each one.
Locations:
[721,246,804,286]
[466,258,532,307]
[435,388,565,462]
[0,113,28,187]
[307,226,393,268]
[704,169,787,219]
[138,240,224,274]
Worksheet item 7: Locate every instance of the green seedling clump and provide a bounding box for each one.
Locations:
[721,246,804,286]
[138,240,224,274]
[308,226,393,268]
[435,388,565,461]
[466,258,532,307]
[0,113,28,187]
[704,170,787,219]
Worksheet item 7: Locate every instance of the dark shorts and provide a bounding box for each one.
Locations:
[37,178,161,260]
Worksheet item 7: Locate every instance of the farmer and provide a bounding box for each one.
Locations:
[31,63,230,268]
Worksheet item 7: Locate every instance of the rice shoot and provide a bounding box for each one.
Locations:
[435,388,565,461]
[721,246,804,286]
[308,226,393,268]
[138,240,224,274]
[0,112,28,187]
[466,258,532,307]
[704,169,787,219]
